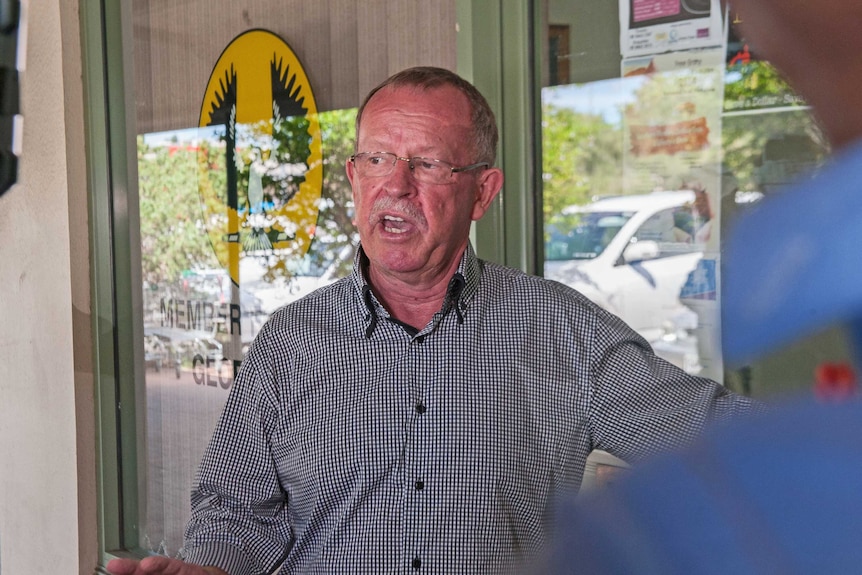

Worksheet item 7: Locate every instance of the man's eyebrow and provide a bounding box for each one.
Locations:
[359,146,451,159]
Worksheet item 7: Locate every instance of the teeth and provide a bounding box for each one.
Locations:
[382,214,406,233]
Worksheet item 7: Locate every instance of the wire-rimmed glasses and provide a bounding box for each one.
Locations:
[349,152,488,185]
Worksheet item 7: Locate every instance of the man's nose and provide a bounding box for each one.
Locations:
[394,156,416,175]
[383,157,417,192]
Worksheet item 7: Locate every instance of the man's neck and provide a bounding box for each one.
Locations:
[365,255,463,331]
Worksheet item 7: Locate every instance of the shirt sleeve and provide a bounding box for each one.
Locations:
[586,308,762,463]
[181,326,293,575]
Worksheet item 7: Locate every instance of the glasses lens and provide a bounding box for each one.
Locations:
[411,158,449,184]
[353,153,455,184]
[355,152,394,177]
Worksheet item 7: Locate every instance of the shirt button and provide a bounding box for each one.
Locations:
[412,557,422,570]
[415,403,426,414]
[415,480,424,491]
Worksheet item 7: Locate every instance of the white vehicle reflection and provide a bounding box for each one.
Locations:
[144,245,356,389]
[544,191,704,370]
[239,245,355,316]
[144,326,223,381]
[144,330,181,378]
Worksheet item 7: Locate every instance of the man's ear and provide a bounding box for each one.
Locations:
[345,156,356,187]
[471,167,504,221]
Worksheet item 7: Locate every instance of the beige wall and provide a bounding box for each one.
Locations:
[0,0,98,573]
[134,0,457,134]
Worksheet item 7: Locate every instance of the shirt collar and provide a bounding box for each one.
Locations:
[351,242,482,338]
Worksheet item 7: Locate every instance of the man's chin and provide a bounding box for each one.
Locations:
[366,247,427,276]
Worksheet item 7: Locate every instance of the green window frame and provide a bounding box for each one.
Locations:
[83,0,146,563]
[85,0,540,567]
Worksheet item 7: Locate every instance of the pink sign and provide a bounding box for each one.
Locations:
[632,0,680,23]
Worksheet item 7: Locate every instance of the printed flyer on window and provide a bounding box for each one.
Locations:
[619,47,726,383]
[620,47,724,241]
[620,0,723,58]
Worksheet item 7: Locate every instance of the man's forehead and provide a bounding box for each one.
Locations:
[365,84,470,118]
[359,88,471,139]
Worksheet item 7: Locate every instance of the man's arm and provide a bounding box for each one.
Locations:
[180,323,294,573]
[587,311,761,463]
[106,556,228,575]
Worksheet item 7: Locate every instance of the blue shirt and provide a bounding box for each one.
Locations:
[722,139,862,363]
[546,397,862,575]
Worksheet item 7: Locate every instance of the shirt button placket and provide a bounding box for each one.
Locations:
[410,398,427,571]
[406,333,429,573]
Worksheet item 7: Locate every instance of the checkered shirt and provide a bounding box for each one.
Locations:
[181,243,758,574]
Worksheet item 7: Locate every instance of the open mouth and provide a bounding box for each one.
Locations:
[382,214,409,234]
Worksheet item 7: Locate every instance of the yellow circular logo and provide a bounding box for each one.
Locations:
[198,29,322,285]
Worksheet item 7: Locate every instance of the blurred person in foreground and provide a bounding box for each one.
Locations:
[547,1,862,573]
[106,66,758,575]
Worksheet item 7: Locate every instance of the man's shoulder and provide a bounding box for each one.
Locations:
[267,276,356,324]
[478,259,598,303]
[472,260,616,332]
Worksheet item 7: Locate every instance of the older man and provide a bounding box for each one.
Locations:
[109,66,756,575]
